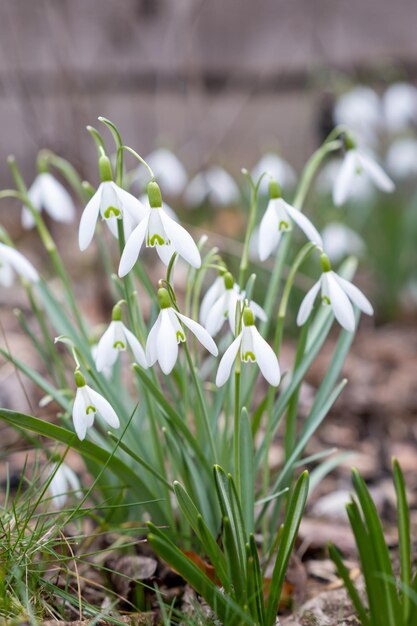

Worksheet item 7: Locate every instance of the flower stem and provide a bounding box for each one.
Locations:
[183,342,217,464]
[234,368,241,495]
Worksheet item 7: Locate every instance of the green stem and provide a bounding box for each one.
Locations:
[116,220,145,340]
[6,159,89,341]
[234,369,241,494]
[183,342,217,464]
[239,179,260,288]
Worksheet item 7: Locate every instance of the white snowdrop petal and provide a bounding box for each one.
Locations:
[285,203,323,247]
[146,315,161,366]
[215,334,242,387]
[157,309,178,374]
[41,173,76,223]
[296,280,321,326]
[258,200,280,261]
[22,207,37,229]
[95,323,117,372]
[87,388,120,429]
[250,300,267,322]
[0,263,14,287]
[0,244,39,282]
[326,273,356,332]
[27,176,43,210]
[112,183,148,223]
[62,465,81,498]
[79,185,102,250]
[118,213,150,277]
[333,274,374,315]
[200,277,224,325]
[156,242,176,266]
[251,327,280,386]
[49,465,68,508]
[358,153,395,193]
[72,389,88,440]
[124,326,148,368]
[176,312,218,356]
[205,292,228,336]
[333,151,357,206]
[159,210,201,268]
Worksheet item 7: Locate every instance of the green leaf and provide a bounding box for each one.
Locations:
[352,469,401,626]
[249,534,266,626]
[239,408,254,534]
[173,481,229,590]
[133,365,210,473]
[393,458,412,624]
[214,466,247,578]
[148,522,253,625]
[0,409,167,524]
[346,499,385,626]
[265,471,309,626]
[329,543,370,626]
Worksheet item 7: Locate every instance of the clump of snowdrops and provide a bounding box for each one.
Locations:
[0,117,387,624]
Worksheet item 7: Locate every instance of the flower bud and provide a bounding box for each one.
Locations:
[343,133,356,151]
[148,181,162,208]
[320,253,332,273]
[243,307,255,326]
[223,272,234,290]
[112,302,123,321]
[268,179,282,199]
[74,370,86,388]
[157,287,171,309]
[99,155,113,182]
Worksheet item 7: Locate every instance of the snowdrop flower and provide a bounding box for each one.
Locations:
[258,180,322,261]
[296,253,373,332]
[72,371,120,441]
[333,138,394,207]
[185,166,240,207]
[200,272,266,336]
[334,86,382,147]
[119,181,201,275]
[216,307,280,387]
[48,461,81,509]
[316,159,375,204]
[22,171,76,229]
[138,193,178,264]
[146,288,218,375]
[95,303,147,372]
[251,152,297,194]
[386,137,417,179]
[136,148,187,196]
[383,82,417,133]
[79,155,146,251]
[321,223,365,264]
[0,242,39,287]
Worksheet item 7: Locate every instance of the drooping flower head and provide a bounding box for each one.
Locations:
[146,288,218,375]
[48,459,81,509]
[119,181,201,276]
[333,134,394,207]
[258,180,322,261]
[296,253,374,332]
[200,272,267,336]
[184,166,240,207]
[79,154,146,251]
[94,302,148,373]
[72,371,120,440]
[216,307,280,387]
[22,168,76,229]
[0,242,39,287]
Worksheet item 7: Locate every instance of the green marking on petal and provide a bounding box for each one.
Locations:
[148,233,166,246]
[278,220,290,231]
[103,206,121,219]
[86,405,96,415]
[242,351,256,363]
[113,341,126,350]
[322,295,331,305]
[176,331,185,343]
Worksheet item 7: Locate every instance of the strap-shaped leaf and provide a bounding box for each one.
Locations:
[393,458,412,624]
[239,408,254,533]
[329,542,370,626]
[265,471,309,626]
